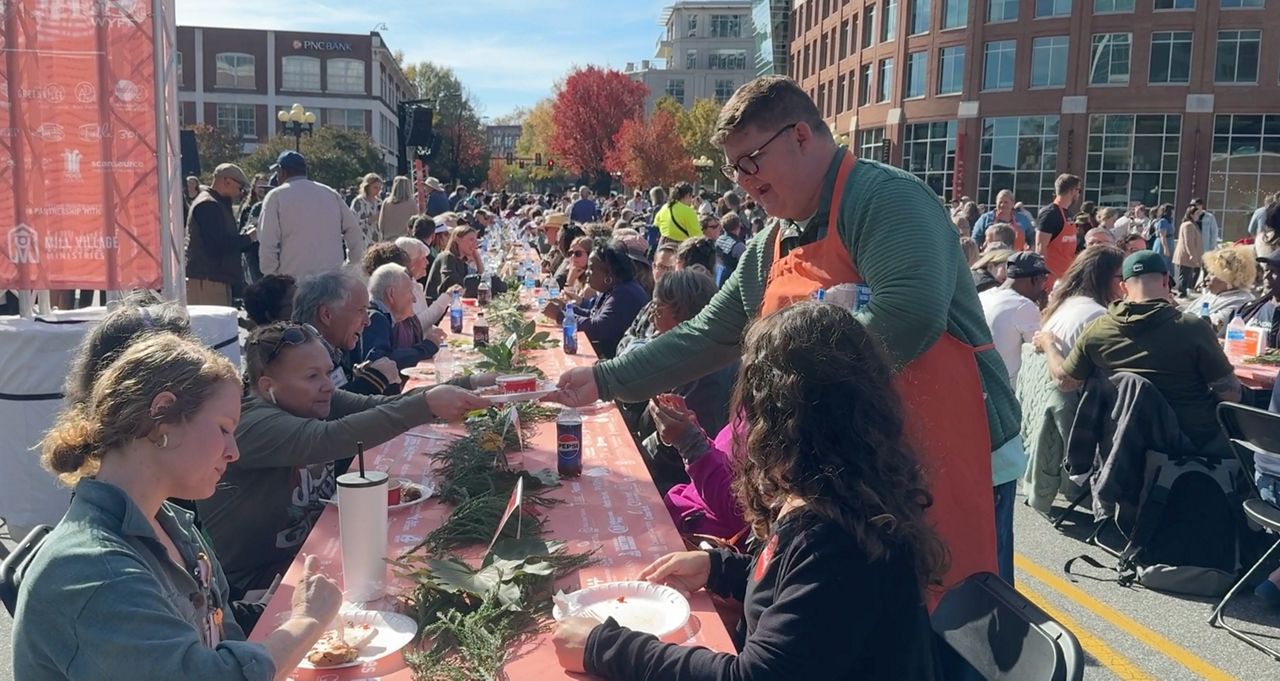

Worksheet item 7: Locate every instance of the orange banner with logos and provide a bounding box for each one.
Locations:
[0,0,162,290]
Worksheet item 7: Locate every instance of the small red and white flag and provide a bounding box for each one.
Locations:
[487,476,524,551]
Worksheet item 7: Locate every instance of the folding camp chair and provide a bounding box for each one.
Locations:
[932,572,1084,681]
[1,524,52,616]
[1210,402,1280,661]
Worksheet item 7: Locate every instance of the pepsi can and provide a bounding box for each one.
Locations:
[557,408,583,478]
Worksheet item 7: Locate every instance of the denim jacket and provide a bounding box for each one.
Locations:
[12,478,275,680]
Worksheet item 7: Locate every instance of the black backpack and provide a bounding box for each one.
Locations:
[1072,452,1245,597]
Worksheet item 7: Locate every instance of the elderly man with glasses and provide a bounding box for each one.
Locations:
[553,76,1024,595]
[185,163,257,306]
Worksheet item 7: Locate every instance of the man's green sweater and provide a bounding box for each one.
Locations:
[595,150,1022,473]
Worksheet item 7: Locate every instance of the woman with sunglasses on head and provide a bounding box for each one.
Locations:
[554,303,943,680]
[543,238,651,360]
[197,322,490,604]
[15,333,344,681]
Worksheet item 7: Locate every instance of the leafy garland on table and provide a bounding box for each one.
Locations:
[466,291,559,378]
[391,404,596,681]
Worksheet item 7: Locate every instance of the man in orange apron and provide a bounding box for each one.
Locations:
[554,77,1024,597]
[1035,174,1083,287]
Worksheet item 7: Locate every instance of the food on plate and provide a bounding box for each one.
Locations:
[400,484,423,503]
[305,622,376,667]
[616,596,627,604]
[1244,350,1280,366]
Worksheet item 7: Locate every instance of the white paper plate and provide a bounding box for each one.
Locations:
[478,381,557,404]
[552,581,690,638]
[297,608,418,670]
[320,480,434,511]
[402,366,436,380]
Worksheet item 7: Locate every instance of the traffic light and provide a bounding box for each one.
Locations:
[547,159,555,170]
[535,153,543,166]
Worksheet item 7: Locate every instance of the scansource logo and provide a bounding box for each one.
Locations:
[7,224,39,264]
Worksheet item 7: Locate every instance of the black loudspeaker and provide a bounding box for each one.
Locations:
[406,106,434,147]
[179,128,201,177]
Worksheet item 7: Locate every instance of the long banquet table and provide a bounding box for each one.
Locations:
[250,331,737,679]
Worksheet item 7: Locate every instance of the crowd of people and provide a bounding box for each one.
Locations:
[10,72,1280,680]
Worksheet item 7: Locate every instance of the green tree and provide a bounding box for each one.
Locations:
[405,60,489,188]
[185,123,244,174]
[512,97,572,187]
[238,127,386,192]
[675,98,721,165]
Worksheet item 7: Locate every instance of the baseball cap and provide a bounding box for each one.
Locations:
[1122,250,1170,280]
[270,150,307,173]
[213,163,249,188]
[1006,252,1051,279]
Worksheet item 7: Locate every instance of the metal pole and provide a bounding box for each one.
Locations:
[154,0,183,304]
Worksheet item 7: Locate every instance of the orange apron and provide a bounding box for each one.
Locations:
[1044,203,1077,283]
[760,151,998,602]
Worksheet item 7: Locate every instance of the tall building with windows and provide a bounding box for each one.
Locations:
[791,0,1279,238]
[176,26,417,177]
[627,1,758,112]
[754,0,794,75]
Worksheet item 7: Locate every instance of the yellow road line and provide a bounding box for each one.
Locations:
[1016,554,1238,681]
[1017,580,1157,681]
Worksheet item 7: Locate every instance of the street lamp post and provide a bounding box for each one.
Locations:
[693,155,716,193]
[276,103,316,151]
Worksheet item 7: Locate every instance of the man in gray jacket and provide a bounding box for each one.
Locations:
[258,151,366,279]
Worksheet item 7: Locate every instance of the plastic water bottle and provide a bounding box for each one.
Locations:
[562,303,578,355]
[535,284,548,310]
[1225,313,1247,359]
[546,277,561,301]
[449,290,464,334]
[1198,301,1211,323]
[812,287,826,302]
[434,342,454,382]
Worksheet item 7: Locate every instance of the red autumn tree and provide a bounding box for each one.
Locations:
[550,66,649,187]
[606,110,695,191]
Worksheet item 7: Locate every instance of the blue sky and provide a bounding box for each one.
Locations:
[176,0,672,120]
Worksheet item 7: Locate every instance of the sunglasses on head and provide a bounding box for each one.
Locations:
[248,323,319,363]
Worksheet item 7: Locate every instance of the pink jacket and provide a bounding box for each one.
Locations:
[662,421,747,541]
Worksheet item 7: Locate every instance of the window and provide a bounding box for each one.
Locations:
[1094,0,1134,11]
[1215,30,1261,83]
[858,63,873,106]
[862,5,876,48]
[326,109,364,132]
[327,58,364,93]
[685,49,697,70]
[686,13,698,37]
[1208,114,1280,240]
[1031,36,1068,87]
[902,121,959,201]
[883,0,898,41]
[939,46,966,94]
[1035,0,1071,17]
[709,49,748,70]
[176,51,183,85]
[1086,114,1181,208]
[282,56,320,91]
[216,104,255,138]
[980,116,1061,209]
[908,0,930,34]
[858,127,885,160]
[710,14,742,37]
[1221,0,1264,6]
[214,52,254,89]
[1154,0,1194,8]
[878,58,894,102]
[906,51,928,98]
[1090,33,1132,85]
[837,75,847,113]
[666,79,685,105]
[943,0,968,28]
[1149,32,1192,84]
[983,40,1016,90]
[988,0,1017,21]
[714,79,735,103]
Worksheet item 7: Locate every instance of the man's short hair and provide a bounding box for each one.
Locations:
[984,222,1016,247]
[293,270,362,325]
[369,263,409,303]
[1055,174,1082,195]
[711,76,831,148]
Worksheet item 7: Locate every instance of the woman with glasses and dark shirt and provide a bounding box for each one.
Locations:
[543,239,651,360]
[197,322,490,604]
[15,333,344,681]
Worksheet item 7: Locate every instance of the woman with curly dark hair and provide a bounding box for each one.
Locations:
[554,302,944,680]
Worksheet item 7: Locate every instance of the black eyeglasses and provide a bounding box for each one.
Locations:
[721,123,798,182]
[569,249,588,257]
[248,323,318,363]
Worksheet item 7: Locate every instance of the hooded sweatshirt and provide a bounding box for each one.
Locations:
[1062,298,1234,448]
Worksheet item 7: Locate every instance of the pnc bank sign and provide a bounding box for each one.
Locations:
[292,39,353,52]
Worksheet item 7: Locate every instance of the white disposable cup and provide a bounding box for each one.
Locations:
[336,470,389,602]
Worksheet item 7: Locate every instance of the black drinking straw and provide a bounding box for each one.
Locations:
[356,441,367,478]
